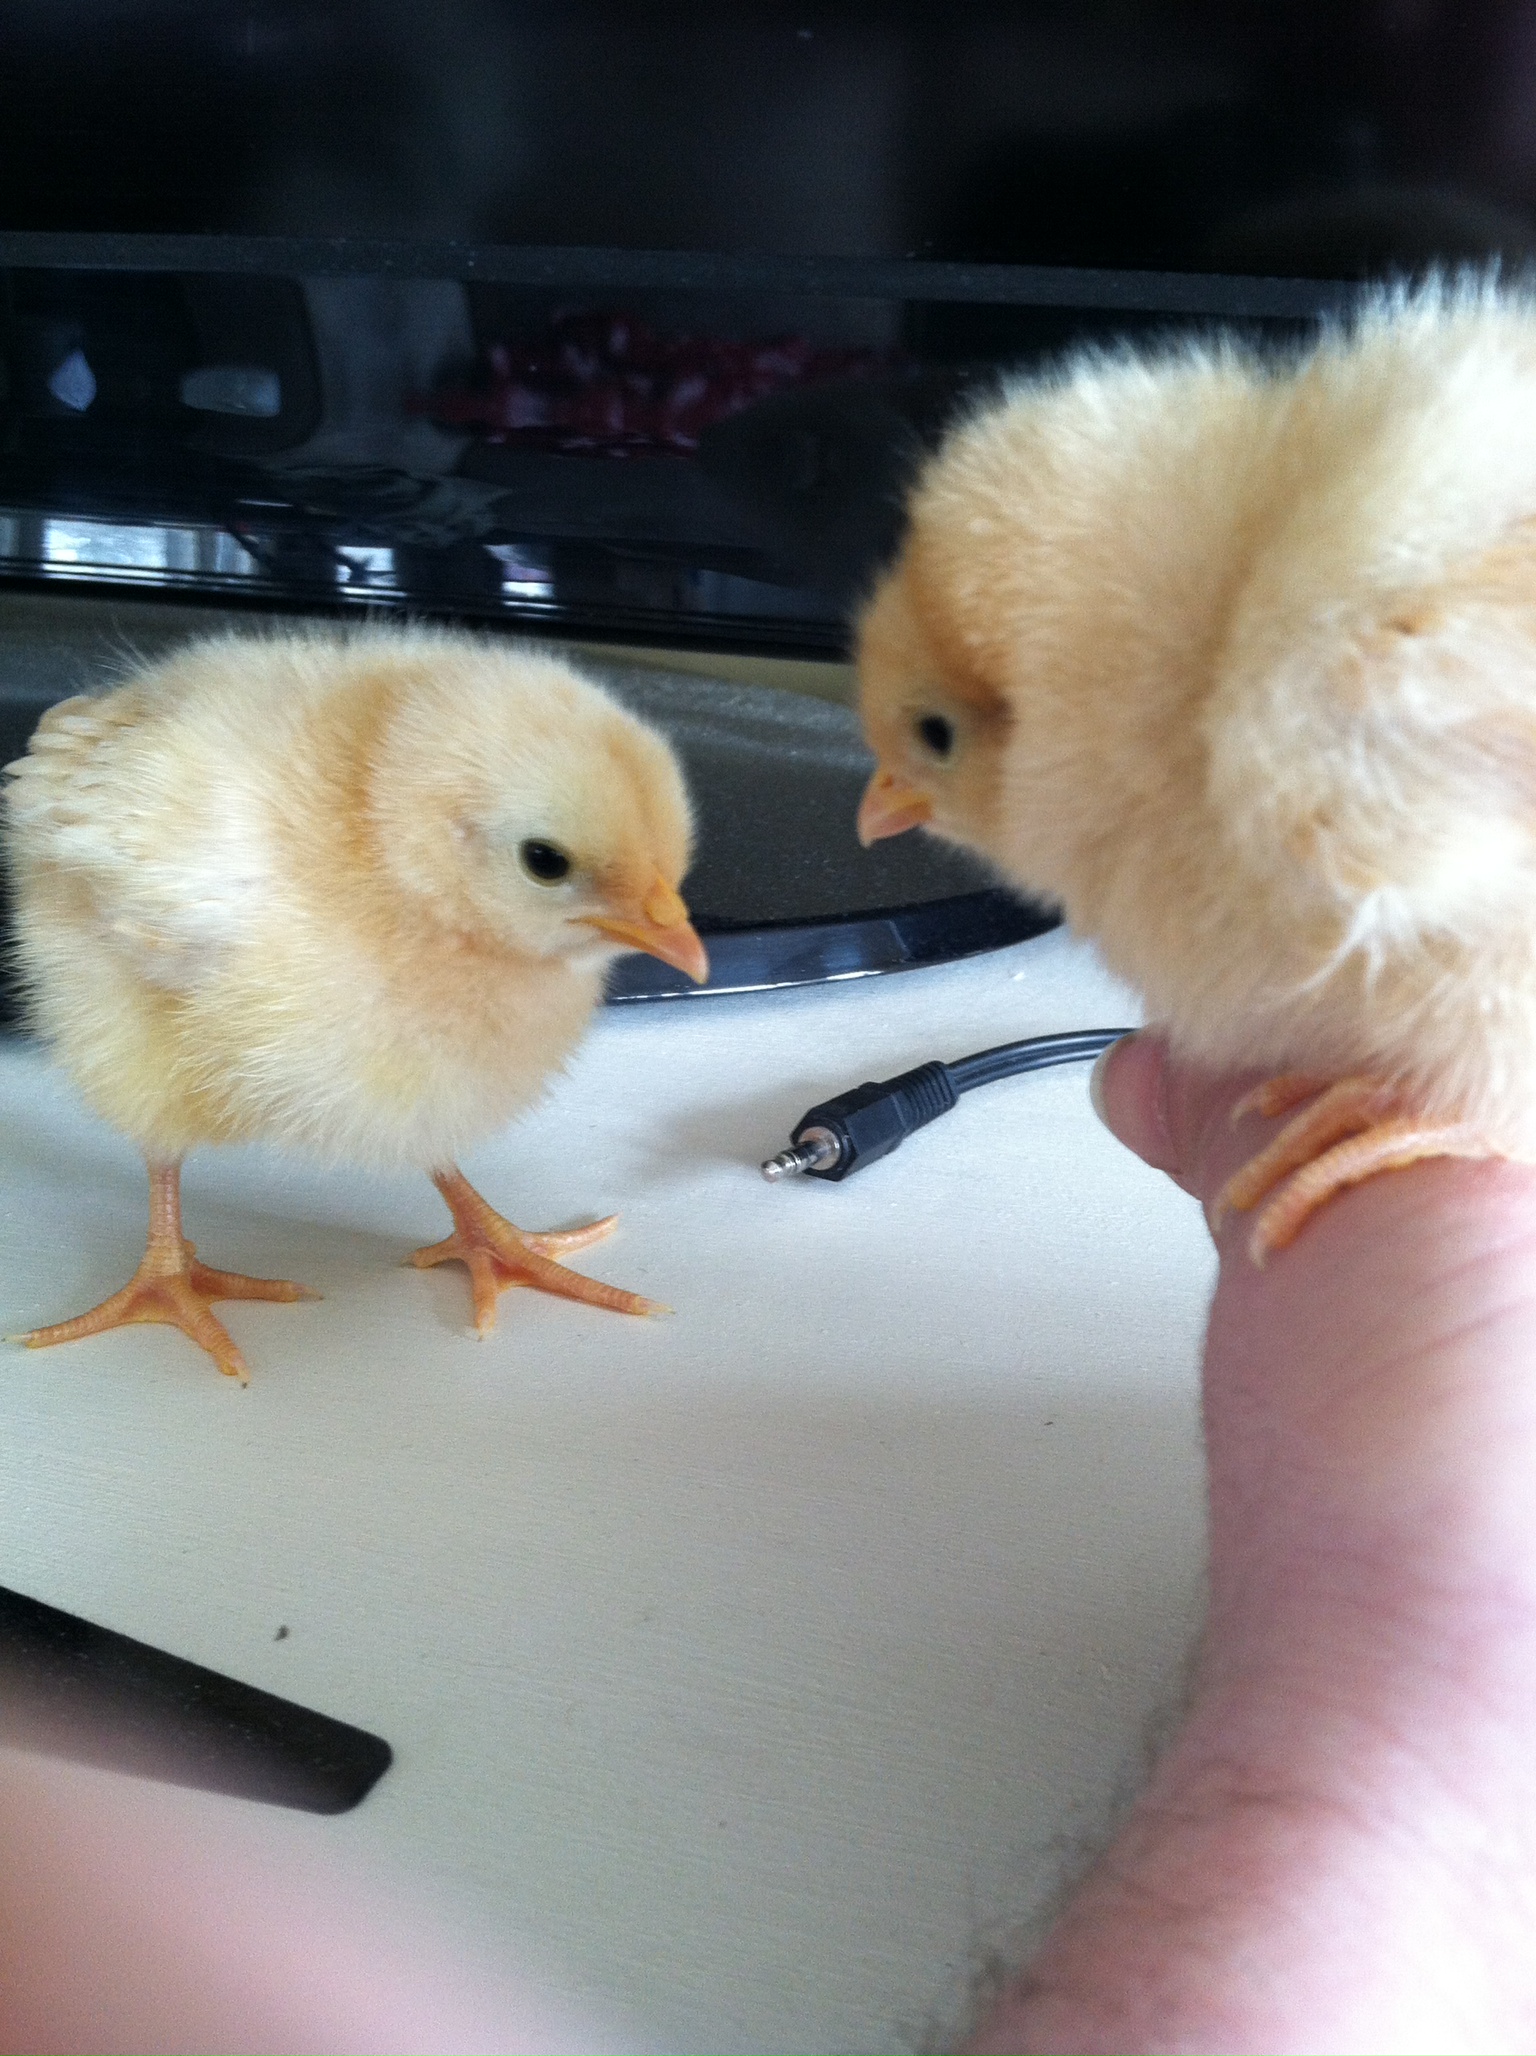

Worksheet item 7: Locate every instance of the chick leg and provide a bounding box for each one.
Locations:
[410,1166,667,1337]
[1215,1079,1504,1264]
[13,1161,318,1384]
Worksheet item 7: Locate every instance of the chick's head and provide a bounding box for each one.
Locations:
[854,553,1012,859]
[854,344,1282,933]
[367,641,707,981]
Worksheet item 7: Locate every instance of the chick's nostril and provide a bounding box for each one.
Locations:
[642,879,691,928]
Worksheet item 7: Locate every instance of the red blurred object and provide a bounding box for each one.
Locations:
[415,309,893,456]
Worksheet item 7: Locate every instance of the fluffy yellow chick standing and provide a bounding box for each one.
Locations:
[856,281,1536,1258]
[3,626,707,1380]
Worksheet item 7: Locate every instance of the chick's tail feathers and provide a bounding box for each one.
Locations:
[410,1166,669,1336]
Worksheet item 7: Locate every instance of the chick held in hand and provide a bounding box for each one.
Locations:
[856,280,1536,1260]
[2,627,707,1380]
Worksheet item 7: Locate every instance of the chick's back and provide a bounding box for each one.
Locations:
[4,629,624,1168]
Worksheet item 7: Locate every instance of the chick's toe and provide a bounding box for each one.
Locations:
[1215,1076,1506,1263]
[1228,1075,1333,1125]
[411,1166,668,1338]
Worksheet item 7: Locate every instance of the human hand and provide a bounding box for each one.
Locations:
[972,1032,1536,2054]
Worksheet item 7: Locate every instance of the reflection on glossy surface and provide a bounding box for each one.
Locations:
[0,260,1305,652]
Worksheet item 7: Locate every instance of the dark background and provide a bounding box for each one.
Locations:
[4,2,1536,280]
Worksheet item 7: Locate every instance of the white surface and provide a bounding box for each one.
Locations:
[0,928,1214,2053]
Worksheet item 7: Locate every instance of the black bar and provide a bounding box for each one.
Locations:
[0,1583,392,1814]
[0,232,1361,321]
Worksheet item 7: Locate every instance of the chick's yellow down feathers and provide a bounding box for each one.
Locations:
[3,626,707,1378]
[857,282,1536,1256]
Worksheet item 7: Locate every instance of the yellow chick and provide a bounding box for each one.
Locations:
[3,625,707,1379]
[856,279,1536,1259]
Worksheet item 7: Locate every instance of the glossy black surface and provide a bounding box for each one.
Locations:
[0,1582,392,1813]
[0,249,1319,655]
[607,889,1057,1001]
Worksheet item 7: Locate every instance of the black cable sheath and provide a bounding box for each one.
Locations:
[947,1029,1132,1093]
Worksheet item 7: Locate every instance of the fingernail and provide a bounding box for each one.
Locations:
[1088,1033,1136,1128]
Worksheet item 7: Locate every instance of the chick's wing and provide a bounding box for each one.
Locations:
[3,687,270,992]
[1207,517,1536,959]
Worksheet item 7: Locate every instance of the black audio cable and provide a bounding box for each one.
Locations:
[760,1029,1133,1184]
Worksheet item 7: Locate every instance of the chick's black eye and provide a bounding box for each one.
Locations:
[519,839,572,883]
[916,713,955,758]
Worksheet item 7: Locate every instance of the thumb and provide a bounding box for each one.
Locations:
[1089,1031,1270,1213]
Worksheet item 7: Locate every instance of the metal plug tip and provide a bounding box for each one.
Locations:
[761,1147,812,1182]
[760,1127,841,1182]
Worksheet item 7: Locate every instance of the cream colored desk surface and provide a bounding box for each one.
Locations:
[0,927,1213,2054]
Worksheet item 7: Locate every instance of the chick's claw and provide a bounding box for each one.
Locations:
[1229,1074,1332,1125]
[413,1167,668,1337]
[517,1215,620,1257]
[1215,1075,1505,1263]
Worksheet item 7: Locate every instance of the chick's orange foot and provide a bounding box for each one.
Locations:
[14,1163,317,1384]
[411,1166,669,1337]
[1215,1076,1505,1264]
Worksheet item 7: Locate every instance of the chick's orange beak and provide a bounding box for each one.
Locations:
[584,877,710,984]
[857,767,934,845]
